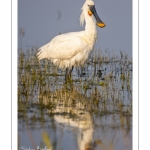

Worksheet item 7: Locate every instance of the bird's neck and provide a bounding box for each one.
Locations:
[84,17,97,48]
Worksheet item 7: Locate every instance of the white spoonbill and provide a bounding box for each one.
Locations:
[36,0,105,80]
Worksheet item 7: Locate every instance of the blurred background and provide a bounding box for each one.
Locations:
[18,0,132,56]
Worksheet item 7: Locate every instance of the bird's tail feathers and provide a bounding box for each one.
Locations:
[36,45,48,61]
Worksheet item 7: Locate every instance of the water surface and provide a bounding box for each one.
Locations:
[18,49,132,150]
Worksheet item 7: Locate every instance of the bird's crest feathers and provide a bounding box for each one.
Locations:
[80,7,85,27]
[80,0,94,27]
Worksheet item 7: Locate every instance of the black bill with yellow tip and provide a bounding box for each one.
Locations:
[89,5,106,28]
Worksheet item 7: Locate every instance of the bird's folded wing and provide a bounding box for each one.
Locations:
[37,33,87,60]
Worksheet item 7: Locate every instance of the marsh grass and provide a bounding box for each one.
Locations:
[18,48,132,111]
[18,48,132,150]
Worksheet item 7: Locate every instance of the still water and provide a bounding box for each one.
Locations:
[18,49,132,150]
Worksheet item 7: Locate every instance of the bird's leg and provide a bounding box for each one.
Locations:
[69,66,74,78]
[65,68,68,81]
[65,66,74,82]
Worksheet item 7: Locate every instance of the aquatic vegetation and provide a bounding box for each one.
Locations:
[18,48,132,150]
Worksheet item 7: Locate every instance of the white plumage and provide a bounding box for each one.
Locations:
[37,0,105,75]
